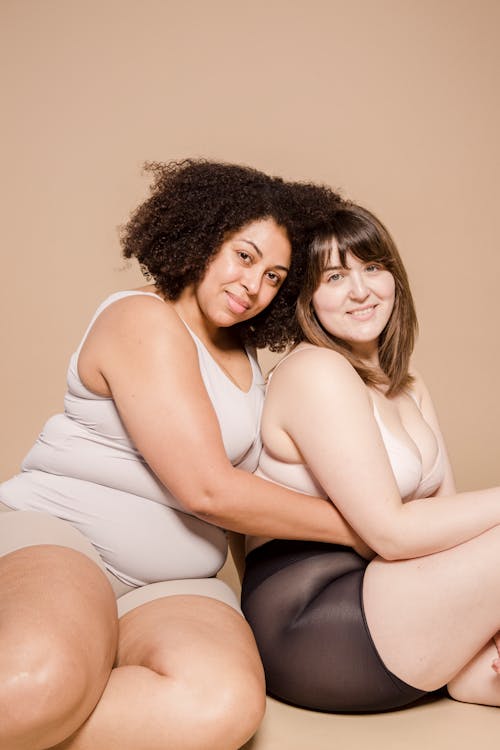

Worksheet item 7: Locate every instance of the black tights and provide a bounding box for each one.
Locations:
[241,540,427,713]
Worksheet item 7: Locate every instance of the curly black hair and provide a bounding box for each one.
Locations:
[121,159,340,351]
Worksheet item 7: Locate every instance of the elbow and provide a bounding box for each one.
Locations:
[177,471,233,522]
[180,490,218,520]
[374,544,407,562]
[186,497,220,523]
[367,528,414,562]
[362,506,421,561]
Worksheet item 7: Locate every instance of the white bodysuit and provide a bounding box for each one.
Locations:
[1,291,265,587]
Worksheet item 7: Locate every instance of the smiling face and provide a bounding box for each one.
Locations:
[312,240,396,362]
[190,217,291,331]
[296,202,418,393]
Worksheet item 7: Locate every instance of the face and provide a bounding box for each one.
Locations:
[312,240,395,361]
[194,218,291,329]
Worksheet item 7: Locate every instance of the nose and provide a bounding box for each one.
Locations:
[242,267,262,296]
[348,271,369,300]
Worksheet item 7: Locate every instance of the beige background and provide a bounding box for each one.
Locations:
[1,3,500,745]
[1,0,499,490]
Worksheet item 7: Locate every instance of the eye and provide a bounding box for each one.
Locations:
[327,272,344,283]
[265,271,282,286]
[237,250,253,264]
[365,263,382,273]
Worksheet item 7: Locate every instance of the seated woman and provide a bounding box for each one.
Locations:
[242,199,500,713]
[0,160,362,750]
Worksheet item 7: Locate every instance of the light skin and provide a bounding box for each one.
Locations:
[257,239,500,704]
[311,250,395,364]
[1,220,363,750]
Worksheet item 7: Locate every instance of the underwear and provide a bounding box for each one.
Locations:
[0,504,241,617]
[241,539,428,713]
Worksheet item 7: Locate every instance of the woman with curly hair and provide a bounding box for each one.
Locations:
[0,160,360,750]
[241,199,500,713]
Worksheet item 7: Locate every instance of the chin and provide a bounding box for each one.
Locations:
[218,312,244,327]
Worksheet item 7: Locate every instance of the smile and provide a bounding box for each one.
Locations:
[226,291,250,314]
[347,305,377,319]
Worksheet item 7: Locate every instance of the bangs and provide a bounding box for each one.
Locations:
[333,210,393,268]
[309,234,338,276]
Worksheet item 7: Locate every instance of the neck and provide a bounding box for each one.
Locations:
[173,288,238,349]
[351,341,380,368]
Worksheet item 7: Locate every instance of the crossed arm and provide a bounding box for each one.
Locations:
[260,346,500,561]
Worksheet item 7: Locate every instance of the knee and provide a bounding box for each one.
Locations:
[212,663,266,742]
[182,663,266,750]
[0,631,112,749]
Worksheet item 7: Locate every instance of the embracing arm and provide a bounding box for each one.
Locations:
[80,295,357,545]
[269,347,500,561]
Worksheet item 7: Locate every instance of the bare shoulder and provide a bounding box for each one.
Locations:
[89,291,185,341]
[266,345,368,430]
[84,291,201,367]
[270,344,362,392]
[79,291,196,396]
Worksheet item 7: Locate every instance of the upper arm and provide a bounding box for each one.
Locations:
[267,349,405,553]
[82,296,234,510]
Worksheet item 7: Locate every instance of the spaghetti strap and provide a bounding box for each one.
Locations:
[267,344,317,381]
[75,290,164,355]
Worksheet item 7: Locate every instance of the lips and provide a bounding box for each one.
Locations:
[347,305,377,319]
[226,291,250,314]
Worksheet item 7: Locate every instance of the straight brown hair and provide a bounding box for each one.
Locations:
[296,202,418,396]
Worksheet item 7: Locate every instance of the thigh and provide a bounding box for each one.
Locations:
[117,593,262,678]
[363,525,500,691]
[0,543,118,748]
[54,593,266,750]
[0,539,118,672]
[118,593,266,745]
[116,576,261,704]
[242,540,425,712]
[0,507,119,691]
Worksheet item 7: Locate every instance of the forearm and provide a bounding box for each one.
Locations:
[192,467,357,546]
[378,487,500,560]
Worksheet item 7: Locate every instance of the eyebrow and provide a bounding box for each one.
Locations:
[323,264,347,272]
[241,238,290,272]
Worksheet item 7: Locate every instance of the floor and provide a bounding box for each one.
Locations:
[243,693,499,749]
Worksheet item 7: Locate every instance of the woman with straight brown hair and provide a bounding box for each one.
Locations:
[242,200,500,713]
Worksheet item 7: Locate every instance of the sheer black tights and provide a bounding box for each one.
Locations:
[241,540,426,713]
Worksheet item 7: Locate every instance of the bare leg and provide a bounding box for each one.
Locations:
[363,524,500,703]
[54,595,266,750]
[0,545,118,750]
[448,641,500,704]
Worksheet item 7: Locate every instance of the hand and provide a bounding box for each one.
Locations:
[492,631,500,674]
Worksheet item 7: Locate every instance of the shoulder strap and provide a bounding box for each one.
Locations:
[268,343,317,380]
[76,290,164,355]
